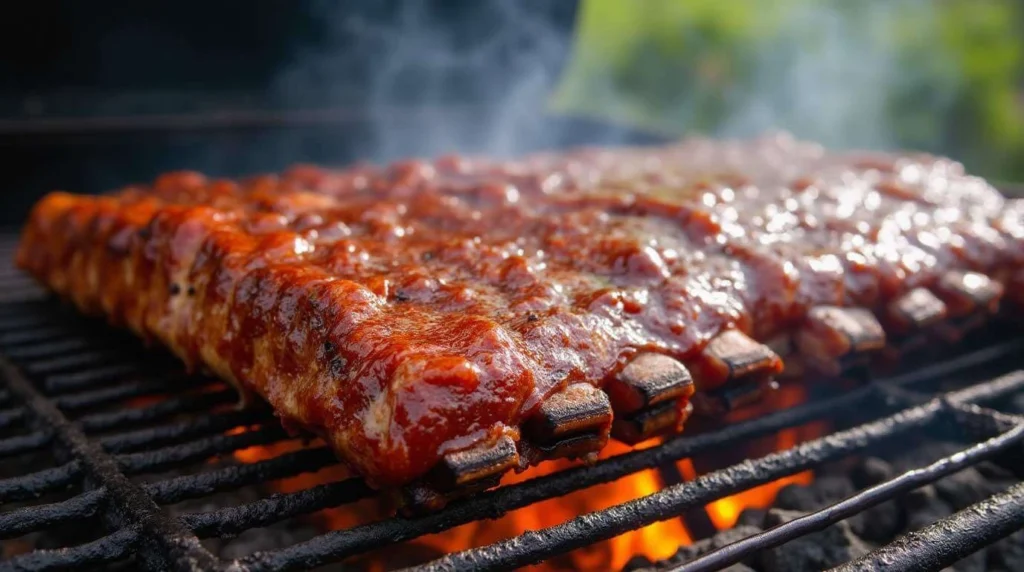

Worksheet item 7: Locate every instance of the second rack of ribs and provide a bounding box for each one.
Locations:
[15,134,1024,510]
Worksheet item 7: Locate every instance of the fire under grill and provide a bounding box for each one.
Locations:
[1,235,1024,572]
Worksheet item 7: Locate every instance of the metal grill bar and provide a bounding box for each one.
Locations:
[0,423,325,505]
[41,363,143,394]
[115,424,290,475]
[0,407,26,430]
[668,409,1024,572]
[77,389,236,432]
[144,447,338,505]
[99,407,267,454]
[0,355,221,571]
[181,479,373,538]
[0,462,81,502]
[233,384,888,571]
[2,338,91,361]
[51,379,180,412]
[0,526,137,572]
[398,374,1024,572]
[0,327,78,348]
[0,430,50,457]
[23,350,121,377]
[227,349,1021,572]
[0,489,104,539]
[396,406,940,572]
[1,290,1023,571]
[834,481,1024,572]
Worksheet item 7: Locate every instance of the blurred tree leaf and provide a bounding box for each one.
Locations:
[553,0,1024,181]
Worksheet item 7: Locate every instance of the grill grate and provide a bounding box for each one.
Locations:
[0,236,1023,572]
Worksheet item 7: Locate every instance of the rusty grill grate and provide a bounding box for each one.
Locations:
[0,235,1023,572]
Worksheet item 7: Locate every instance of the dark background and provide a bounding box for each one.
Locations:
[4,0,1023,227]
[1,1,620,226]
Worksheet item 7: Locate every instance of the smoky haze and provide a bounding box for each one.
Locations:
[272,0,580,161]
[718,0,959,151]
[272,0,962,161]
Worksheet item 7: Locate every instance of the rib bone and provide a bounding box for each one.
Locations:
[402,433,520,514]
[601,353,696,444]
[523,383,611,459]
[606,353,694,414]
[883,287,948,336]
[794,306,886,376]
[932,270,1003,318]
[688,329,783,391]
[428,433,519,492]
[693,378,780,417]
[613,401,694,445]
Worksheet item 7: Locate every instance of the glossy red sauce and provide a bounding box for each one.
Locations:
[16,134,1024,487]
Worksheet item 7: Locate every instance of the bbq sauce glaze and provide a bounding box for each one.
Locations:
[17,134,1024,487]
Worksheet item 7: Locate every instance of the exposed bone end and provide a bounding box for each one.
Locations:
[1006,269,1024,309]
[400,433,519,515]
[399,485,449,515]
[932,270,1003,318]
[777,355,807,380]
[427,433,519,492]
[606,353,695,414]
[684,330,782,419]
[603,354,695,444]
[883,287,948,336]
[764,335,793,359]
[794,306,886,376]
[613,401,694,445]
[692,378,780,418]
[523,383,612,460]
[687,329,783,391]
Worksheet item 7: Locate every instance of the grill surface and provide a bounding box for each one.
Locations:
[0,234,1023,572]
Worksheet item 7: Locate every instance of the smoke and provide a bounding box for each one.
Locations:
[272,0,579,161]
[272,0,965,161]
[719,0,960,151]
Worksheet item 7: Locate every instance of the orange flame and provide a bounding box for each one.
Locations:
[413,440,691,571]
[231,438,690,570]
[228,384,825,570]
[684,384,825,530]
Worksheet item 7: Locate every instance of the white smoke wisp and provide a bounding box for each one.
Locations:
[721,0,959,151]
[271,0,964,161]
[272,0,576,162]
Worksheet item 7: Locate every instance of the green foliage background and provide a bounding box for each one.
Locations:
[552,0,1024,182]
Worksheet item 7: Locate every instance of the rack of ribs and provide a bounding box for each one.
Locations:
[16,133,1024,510]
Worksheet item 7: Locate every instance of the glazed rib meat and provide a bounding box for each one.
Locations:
[16,134,1024,499]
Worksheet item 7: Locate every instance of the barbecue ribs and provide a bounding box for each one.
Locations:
[16,134,1024,507]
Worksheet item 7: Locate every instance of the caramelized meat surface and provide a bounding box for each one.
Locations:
[16,134,1024,490]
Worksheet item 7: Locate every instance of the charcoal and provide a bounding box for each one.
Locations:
[215,524,321,560]
[1011,394,1024,415]
[639,525,762,571]
[759,509,871,572]
[851,498,903,544]
[851,457,894,488]
[714,565,754,572]
[902,485,953,531]
[704,524,764,553]
[736,508,767,528]
[622,555,653,571]
[933,467,1009,510]
[774,476,854,511]
[976,460,1017,481]
[943,548,988,572]
[988,530,1024,572]
[890,441,965,473]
